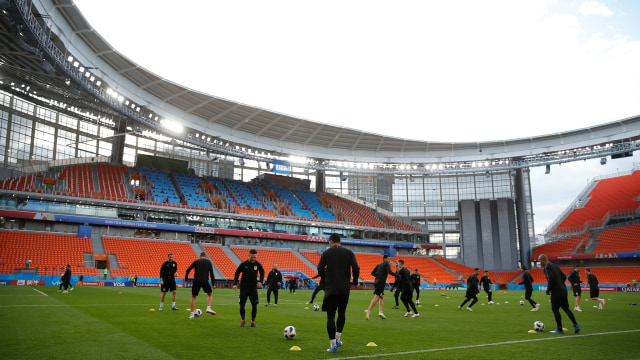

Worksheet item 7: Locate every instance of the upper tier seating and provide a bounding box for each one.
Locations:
[96,163,129,202]
[173,172,210,209]
[554,170,640,232]
[103,238,195,278]
[293,190,337,222]
[0,174,38,192]
[270,187,315,220]
[0,230,96,276]
[532,233,593,260]
[59,164,94,198]
[139,168,181,205]
[318,193,367,226]
[592,224,640,253]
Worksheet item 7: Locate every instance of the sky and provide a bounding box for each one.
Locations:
[72,0,640,236]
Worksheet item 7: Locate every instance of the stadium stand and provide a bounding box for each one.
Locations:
[58,164,94,198]
[0,230,96,276]
[231,247,317,278]
[531,233,593,260]
[553,170,640,233]
[138,168,182,206]
[173,172,211,209]
[592,224,640,253]
[396,255,457,284]
[202,244,239,279]
[300,249,321,268]
[354,253,389,283]
[103,238,195,278]
[317,193,367,226]
[96,163,129,202]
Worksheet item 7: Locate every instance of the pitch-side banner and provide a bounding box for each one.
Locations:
[272,160,291,175]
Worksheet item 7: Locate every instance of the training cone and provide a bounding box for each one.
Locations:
[562,327,568,331]
[366,342,377,347]
[149,309,155,311]
[289,346,302,351]
[304,307,309,309]
[528,330,537,334]
[434,304,439,307]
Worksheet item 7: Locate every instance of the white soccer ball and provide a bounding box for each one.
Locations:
[284,325,296,339]
[416,299,421,305]
[520,300,525,306]
[194,308,202,317]
[534,321,545,332]
[313,304,320,311]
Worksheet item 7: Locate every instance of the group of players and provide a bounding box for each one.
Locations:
[456,255,606,334]
[157,240,608,353]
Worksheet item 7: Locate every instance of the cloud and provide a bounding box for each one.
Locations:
[579,1,613,16]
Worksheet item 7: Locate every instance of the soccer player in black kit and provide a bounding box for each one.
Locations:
[480,270,494,304]
[397,259,419,317]
[410,269,421,303]
[365,254,396,320]
[184,252,217,319]
[317,233,360,354]
[391,266,402,309]
[538,254,580,334]
[567,264,583,312]
[459,268,480,311]
[159,253,178,311]
[264,263,282,307]
[518,265,540,311]
[585,268,606,309]
[233,249,265,327]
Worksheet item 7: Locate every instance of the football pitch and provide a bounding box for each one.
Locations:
[1,286,639,360]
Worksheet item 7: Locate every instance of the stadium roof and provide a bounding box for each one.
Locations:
[2,0,640,171]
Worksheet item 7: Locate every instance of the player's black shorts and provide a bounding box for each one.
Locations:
[161,279,176,293]
[322,293,350,313]
[373,280,385,296]
[192,280,212,297]
[239,288,259,306]
[590,287,599,299]
[572,285,581,296]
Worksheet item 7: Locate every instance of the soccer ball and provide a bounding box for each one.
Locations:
[520,300,525,306]
[313,304,320,311]
[534,321,545,332]
[416,299,421,305]
[194,308,202,317]
[284,325,296,339]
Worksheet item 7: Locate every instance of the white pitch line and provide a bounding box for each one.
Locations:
[324,329,640,360]
[31,288,48,297]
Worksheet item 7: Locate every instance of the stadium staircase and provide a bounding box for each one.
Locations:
[202,245,240,279]
[293,248,318,272]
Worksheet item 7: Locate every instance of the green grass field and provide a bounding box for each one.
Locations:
[1,285,639,359]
